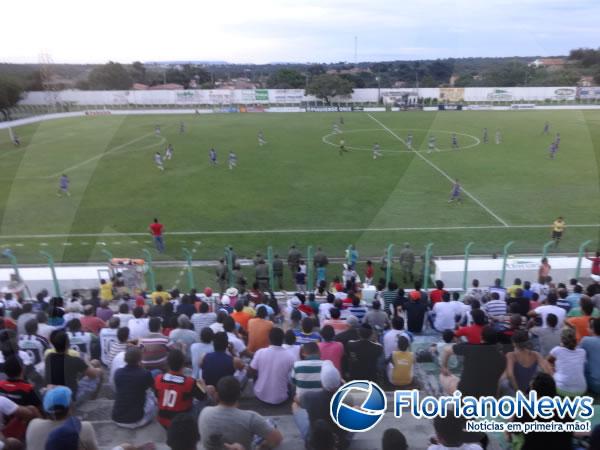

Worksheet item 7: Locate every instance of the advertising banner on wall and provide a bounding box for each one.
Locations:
[486,89,513,101]
[439,87,465,102]
[577,87,600,99]
[269,89,305,104]
[552,88,576,100]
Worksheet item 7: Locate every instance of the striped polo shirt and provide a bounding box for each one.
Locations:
[292,357,324,398]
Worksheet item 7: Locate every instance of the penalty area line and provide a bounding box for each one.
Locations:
[367,113,510,228]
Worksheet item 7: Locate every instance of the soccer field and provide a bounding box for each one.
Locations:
[1,110,599,265]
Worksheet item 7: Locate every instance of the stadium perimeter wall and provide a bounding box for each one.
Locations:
[17,86,600,106]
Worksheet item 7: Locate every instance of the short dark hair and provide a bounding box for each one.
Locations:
[301,342,320,357]
[269,327,284,346]
[546,313,558,328]
[256,306,268,319]
[67,318,81,332]
[148,317,162,332]
[24,319,38,335]
[397,335,409,351]
[108,317,120,329]
[4,355,23,379]
[217,376,241,405]
[481,325,498,344]
[167,349,185,371]
[392,316,405,330]
[329,307,340,319]
[284,329,296,346]
[117,327,129,343]
[199,302,209,313]
[200,327,214,344]
[372,300,381,310]
[320,325,335,341]
[133,306,144,318]
[213,332,229,352]
[166,414,200,450]
[382,428,408,450]
[222,316,236,333]
[359,324,372,339]
[50,330,69,353]
[308,419,337,450]
[472,309,486,326]
[301,317,314,333]
[442,329,455,343]
[531,372,556,396]
[125,347,142,366]
[433,410,467,447]
[119,303,129,314]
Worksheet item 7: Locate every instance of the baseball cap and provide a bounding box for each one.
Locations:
[43,386,72,414]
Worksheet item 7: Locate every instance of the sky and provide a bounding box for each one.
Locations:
[1,0,599,64]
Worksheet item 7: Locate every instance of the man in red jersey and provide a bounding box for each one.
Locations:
[149,218,164,253]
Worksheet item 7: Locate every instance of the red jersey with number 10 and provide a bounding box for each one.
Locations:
[154,372,205,427]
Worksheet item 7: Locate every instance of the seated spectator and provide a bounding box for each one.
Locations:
[488,278,507,302]
[440,326,506,397]
[566,284,584,309]
[176,295,196,318]
[528,291,566,328]
[148,297,165,318]
[548,328,587,397]
[322,308,349,335]
[293,342,325,398]
[169,315,198,361]
[247,306,273,352]
[297,294,313,317]
[347,325,383,382]
[155,349,207,428]
[431,329,459,372]
[99,317,120,366]
[318,325,344,372]
[455,309,486,344]
[35,311,56,341]
[292,361,350,449]
[114,303,134,329]
[107,327,130,368]
[507,288,530,316]
[383,317,412,360]
[307,419,339,450]
[96,300,114,322]
[507,278,523,298]
[580,317,600,394]
[128,307,150,341]
[347,295,368,323]
[429,280,447,305]
[112,347,157,429]
[387,335,414,386]
[198,376,282,449]
[139,317,170,373]
[25,386,97,449]
[530,313,561,357]
[565,296,594,343]
[18,318,50,371]
[190,327,214,380]
[483,292,507,320]
[201,332,244,387]
[294,318,321,345]
[466,279,486,301]
[382,428,408,450]
[44,330,102,403]
[230,300,251,332]
[405,291,427,333]
[281,329,300,361]
[15,303,35,336]
[191,301,217,336]
[318,294,336,321]
[556,288,572,312]
[428,408,485,450]
[167,413,200,450]
[223,316,249,358]
[151,284,171,304]
[307,293,320,317]
[0,355,41,441]
[249,327,296,405]
[503,330,550,395]
[66,318,93,362]
[363,300,390,331]
[432,292,461,332]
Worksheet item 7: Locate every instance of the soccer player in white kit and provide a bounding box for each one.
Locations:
[155,125,161,136]
[428,136,436,153]
[154,152,164,171]
[372,142,382,159]
[258,131,267,146]
[165,144,174,160]
[228,151,237,170]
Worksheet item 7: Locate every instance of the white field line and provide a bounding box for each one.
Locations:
[367,113,510,227]
[0,224,598,239]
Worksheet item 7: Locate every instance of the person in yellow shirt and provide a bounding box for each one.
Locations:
[151,284,171,305]
[99,279,113,302]
[387,335,414,386]
[551,216,565,246]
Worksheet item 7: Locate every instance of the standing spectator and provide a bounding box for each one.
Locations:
[149,218,165,253]
[293,342,325,398]
[190,328,214,380]
[169,315,198,361]
[440,326,506,397]
[538,257,551,280]
[26,386,97,450]
[155,349,207,428]
[398,243,415,283]
[198,377,282,449]
[580,318,600,394]
[248,327,296,405]
[255,259,270,291]
[128,307,150,341]
[295,267,307,293]
[191,302,217,336]
[530,313,561,357]
[318,325,344,372]
[273,254,284,290]
[112,347,157,429]
[99,317,119,367]
[347,325,383,382]
[247,307,273,353]
[100,279,114,302]
[139,317,170,372]
[405,291,427,333]
[80,305,106,335]
[288,245,302,277]
[314,247,329,282]
[586,250,600,276]
[44,330,102,403]
[548,328,587,396]
[201,332,244,387]
[466,279,485,301]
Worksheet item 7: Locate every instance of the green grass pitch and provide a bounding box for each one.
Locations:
[0,110,599,268]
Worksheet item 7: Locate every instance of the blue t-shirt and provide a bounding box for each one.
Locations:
[201,351,234,387]
[112,365,154,423]
[580,336,600,393]
[293,330,321,345]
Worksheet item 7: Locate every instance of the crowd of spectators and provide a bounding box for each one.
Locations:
[0,248,599,449]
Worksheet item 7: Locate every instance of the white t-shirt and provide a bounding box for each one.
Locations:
[127,318,150,340]
[99,328,119,366]
[114,313,134,328]
[550,346,587,393]
[109,351,127,389]
[0,396,18,431]
[383,329,412,359]
[534,305,566,328]
[318,303,335,321]
[227,332,246,356]
[67,331,92,361]
[433,301,461,331]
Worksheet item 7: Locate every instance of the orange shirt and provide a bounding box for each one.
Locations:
[231,311,251,331]
[567,316,592,343]
[247,318,273,353]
